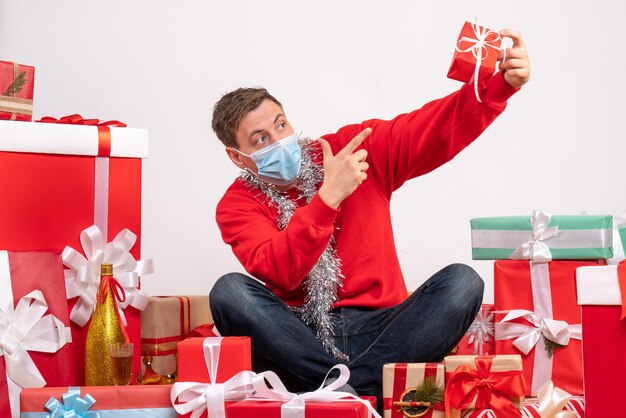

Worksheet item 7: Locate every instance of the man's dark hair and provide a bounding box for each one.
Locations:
[212,87,283,148]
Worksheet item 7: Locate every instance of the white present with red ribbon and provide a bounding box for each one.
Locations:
[0,118,149,384]
[576,261,626,417]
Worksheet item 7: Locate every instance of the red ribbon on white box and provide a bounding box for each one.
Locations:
[62,225,153,327]
[0,251,71,418]
[495,262,582,395]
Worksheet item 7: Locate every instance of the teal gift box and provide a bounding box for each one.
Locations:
[470,211,613,260]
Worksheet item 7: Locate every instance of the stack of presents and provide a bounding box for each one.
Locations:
[2,20,625,418]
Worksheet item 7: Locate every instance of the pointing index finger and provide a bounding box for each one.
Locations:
[339,127,372,156]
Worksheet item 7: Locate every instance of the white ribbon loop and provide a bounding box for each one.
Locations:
[203,337,222,384]
[0,289,69,418]
[170,371,258,418]
[455,20,502,103]
[537,381,577,418]
[251,364,382,418]
[510,210,559,262]
[62,225,153,327]
[496,309,581,355]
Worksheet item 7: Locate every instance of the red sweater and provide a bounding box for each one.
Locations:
[216,73,518,309]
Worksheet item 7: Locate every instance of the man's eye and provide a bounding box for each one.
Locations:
[278,123,286,129]
[255,136,267,146]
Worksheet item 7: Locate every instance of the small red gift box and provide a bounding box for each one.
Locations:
[455,304,495,355]
[177,337,251,383]
[576,262,626,418]
[227,396,377,418]
[20,385,175,416]
[444,355,525,418]
[382,363,444,418]
[0,119,149,384]
[494,260,601,396]
[0,251,78,418]
[448,21,501,88]
[0,61,34,121]
[141,295,213,376]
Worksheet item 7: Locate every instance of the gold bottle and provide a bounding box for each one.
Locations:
[85,263,127,385]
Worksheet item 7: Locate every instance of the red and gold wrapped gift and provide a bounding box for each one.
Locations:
[443,355,525,418]
[0,61,34,121]
[455,304,495,355]
[494,260,602,396]
[0,118,149,384]
[382,363,444,418]
[177,337,251,383]
[141,295,213,377]
[447,21,502,102]
[0,251,78,418]
[20,385,175,417]
[576,261,626,417]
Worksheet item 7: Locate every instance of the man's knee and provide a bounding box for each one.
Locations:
[209,272,248,312]
[441,263,484,304]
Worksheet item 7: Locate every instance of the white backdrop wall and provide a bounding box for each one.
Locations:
[1,1,624,303]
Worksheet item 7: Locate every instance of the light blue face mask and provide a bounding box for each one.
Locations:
[237,133,302,186]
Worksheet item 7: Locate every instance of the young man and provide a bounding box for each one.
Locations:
[210,30,530,407]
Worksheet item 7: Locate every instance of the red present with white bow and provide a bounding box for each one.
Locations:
[0,118,149,384]
[455,304,495,355]
[382,363,444,418]
[494,260,602,396]
[228,365,380,418]
[0,61,35,121]
[576,262,626,417]
[447,20,502,102]
[0,251,75,418]
[141,295,213,377]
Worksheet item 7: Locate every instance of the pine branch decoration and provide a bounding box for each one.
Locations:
[544,338,565,359]
[3,71,27,96]
[409,376,444,404]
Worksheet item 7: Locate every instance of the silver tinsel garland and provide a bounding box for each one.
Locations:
[239,137,349,361]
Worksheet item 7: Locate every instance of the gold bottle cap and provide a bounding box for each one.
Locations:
[100,263,113,276]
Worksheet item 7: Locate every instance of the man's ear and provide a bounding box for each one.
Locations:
[225,147,246,169]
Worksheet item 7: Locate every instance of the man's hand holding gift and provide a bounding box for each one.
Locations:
[499,30,531,89]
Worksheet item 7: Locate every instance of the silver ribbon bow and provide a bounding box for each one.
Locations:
[510,210,559,262]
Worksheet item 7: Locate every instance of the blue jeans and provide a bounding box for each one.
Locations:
[209,263,483,411]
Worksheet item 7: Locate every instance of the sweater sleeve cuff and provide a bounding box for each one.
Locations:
[304,193,339,227]
[483,71,519,108]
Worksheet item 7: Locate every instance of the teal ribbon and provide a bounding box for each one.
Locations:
[43,387,100,418]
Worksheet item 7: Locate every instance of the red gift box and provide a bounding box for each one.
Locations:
[455,304,495,355]
[447,21,501,102]
[460,396,585,417]
[227,396,377,418]
[382,363,444,418]
[177,337,252,383]
[0,61,34,121]
[20,385,175,416]
[0,251,78,418]
[443,355,525,418]
[576,263,626,418]
[0,119,148,384]
[494,260,602,396]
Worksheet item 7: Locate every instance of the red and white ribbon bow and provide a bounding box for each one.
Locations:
[62,225,153,327]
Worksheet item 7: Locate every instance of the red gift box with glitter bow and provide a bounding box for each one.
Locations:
[0,117,149,384]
